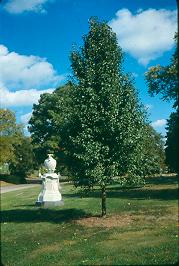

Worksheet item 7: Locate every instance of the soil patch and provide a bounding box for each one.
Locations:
[76,214,132,228]
[76,210,178,228]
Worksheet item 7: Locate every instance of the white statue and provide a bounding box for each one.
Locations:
[36,154,64,207]
[44,154,56,173]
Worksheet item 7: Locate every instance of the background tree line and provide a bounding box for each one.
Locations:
[0,109,35,183]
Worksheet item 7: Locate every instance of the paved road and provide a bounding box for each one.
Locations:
[1,184,40,194]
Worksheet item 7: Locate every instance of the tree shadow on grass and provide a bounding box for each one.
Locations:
[1,208,91,224]
[63,175,178,201]
[146,174,178,185]
[63,187,178,201]
[106,187,178,200]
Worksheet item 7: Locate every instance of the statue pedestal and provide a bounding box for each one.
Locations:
[36,173,64,207]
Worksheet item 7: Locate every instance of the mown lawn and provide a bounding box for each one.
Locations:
[1,175,178,266]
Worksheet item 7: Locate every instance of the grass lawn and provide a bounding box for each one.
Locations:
[1,174,178,266]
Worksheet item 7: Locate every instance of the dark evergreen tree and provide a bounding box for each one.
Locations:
[165,112,179,173]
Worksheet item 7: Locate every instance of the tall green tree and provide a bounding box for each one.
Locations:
[145,33,179,173]
[59,18,149,216]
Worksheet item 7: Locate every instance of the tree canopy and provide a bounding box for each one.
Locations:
[9,136,36,178]
[145,33,179,173]
[29,83,73,173]
[145,33,178,106]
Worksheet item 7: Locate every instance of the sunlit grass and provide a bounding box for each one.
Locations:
[1,174,178,265]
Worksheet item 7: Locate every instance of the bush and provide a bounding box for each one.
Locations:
[0,174,27,184]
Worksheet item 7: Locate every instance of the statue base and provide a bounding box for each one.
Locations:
[36,173,63,207]
[36,200,64,207]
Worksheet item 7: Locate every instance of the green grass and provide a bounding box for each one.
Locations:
[1,175,178,266]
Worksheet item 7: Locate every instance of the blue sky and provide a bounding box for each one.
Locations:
[0,0,177,137]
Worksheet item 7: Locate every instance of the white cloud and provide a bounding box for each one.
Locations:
[145,104,153,110]
[0,45,8,56]
[20,112,32,124]
[109,8,177,65]
[151,119,167,128]
[0,44,66,108]
[3,0,51,14]
[163,137,167,144]
[20,112,33,136]
[0,82,54,107]
[0,45,64,90]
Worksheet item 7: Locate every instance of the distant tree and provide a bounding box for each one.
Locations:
[0,109,36,181]
[0,109,22,164]
[59,18,151,216]
[145,33,179,173]
[29,83,73,174]
[142,125,166,175]
[9,137,36,180]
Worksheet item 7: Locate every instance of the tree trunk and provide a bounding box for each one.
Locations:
[101,185,106,217]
